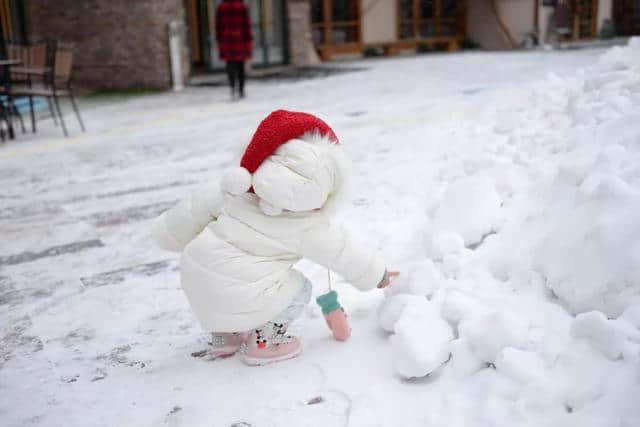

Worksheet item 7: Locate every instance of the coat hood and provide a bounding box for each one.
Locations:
[251,133,352,216]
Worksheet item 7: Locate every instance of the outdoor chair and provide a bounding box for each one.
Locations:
[0,55,20,140]
[5,43,58,132]
[11,41,84,137]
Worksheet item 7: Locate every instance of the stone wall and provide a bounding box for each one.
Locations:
[24,0,190,91]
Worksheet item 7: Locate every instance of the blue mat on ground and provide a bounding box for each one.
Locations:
[1,96,49,114]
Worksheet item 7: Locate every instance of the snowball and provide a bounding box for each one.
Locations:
[534,188,640,317]
[391,300,454,378]
[441,289,488,325]
[570,311,637,360]
[598,44,640,71]
[432,176,502,247]
[220,167,251,195]
[494,348,548,384]
[432,232,465,260]
[377,294,425,333]
[620,305,640,329]
[458,311,528,363]
[384,260,442,299]
[449,339,484,378]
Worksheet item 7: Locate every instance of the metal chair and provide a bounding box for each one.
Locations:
[11,41,85,137]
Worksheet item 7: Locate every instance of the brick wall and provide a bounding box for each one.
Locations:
[24,0,190,91]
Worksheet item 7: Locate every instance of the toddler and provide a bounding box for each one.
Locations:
[152,110,394,365]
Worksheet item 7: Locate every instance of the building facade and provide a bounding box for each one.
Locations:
[0,0,634,91]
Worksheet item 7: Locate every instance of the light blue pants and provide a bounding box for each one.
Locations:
[269,278,312,324]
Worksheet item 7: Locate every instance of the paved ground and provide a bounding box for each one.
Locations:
[0,49,607,427]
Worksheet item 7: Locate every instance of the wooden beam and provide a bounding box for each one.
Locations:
[435,0,441,37]
[489,0,517,47]
[357,0,363,44]
[323,0,331,47]
[412,0,419,39]
[591,0,599,38]
[186,0,201,62]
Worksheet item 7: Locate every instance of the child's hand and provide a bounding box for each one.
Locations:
[377,271,400,289]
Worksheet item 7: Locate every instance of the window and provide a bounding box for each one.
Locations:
[311,0,361,47]
[397,0,464,40]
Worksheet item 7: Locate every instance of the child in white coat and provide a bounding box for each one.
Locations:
[152,110,394,365]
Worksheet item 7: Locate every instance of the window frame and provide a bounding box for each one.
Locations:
[396,0,466,41]
[311,0,362,54]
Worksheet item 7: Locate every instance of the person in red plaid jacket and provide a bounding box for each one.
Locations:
[215,0,253,99]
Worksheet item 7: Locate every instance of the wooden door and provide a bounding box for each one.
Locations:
[569,0,598,39]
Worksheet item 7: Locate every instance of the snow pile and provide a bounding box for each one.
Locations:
[530,37,640,316]
[390,300,453,378]
[570,311,640,361]
[458,310,529,364]
[378,38,640,425]
[431,175,502,248]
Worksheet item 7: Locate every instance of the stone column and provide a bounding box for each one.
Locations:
[287,0,320,67]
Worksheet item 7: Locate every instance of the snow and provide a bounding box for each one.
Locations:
[390,300,453,378]
[570,311,639,361]
[431,175,502,247]
[458,311,529,364]
[377,294,423,333]
[2,40,640,427]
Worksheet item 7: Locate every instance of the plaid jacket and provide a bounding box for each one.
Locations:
[215,0,253,61]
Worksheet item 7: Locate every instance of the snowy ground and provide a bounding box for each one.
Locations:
[2,46,640,427]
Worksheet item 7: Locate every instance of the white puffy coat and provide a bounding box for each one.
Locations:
[152,138,386,332]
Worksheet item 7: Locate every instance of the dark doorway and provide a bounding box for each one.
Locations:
[614,0,640,35]
[0,0,26,46]
[187,0,288,71]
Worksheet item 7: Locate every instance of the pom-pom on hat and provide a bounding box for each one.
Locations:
[221,110,339,196]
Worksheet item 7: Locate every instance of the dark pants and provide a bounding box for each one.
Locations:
[226,61,246,95]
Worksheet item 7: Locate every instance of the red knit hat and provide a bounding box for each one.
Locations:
[221,110,339,195]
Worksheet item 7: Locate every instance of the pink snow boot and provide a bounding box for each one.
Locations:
[241,322,302,366]
[210,332,247,358]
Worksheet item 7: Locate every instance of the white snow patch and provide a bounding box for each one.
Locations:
[431,175,502,247]
[458,311,529,363]
[390,300,453,378]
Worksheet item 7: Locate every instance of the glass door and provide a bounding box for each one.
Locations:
[209,0,287,70]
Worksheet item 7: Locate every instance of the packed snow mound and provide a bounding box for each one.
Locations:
[570,311,640,360]
[377,294,425,333]
[533,181,640,316]
[494,347,549,385]
[382,260,443,299]
[598,36,640,70]
[458,311,529,363]
[431,175,502,247]
[621,304,640,328]
[376,38,640,426]
[390,300,453,378]
[431,231,465,260]
[528,38,640,317]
